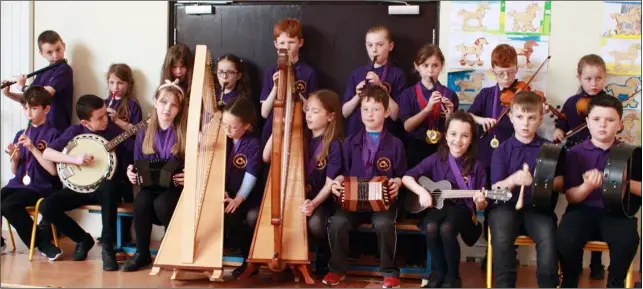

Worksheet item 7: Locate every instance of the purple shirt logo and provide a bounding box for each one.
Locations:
[233,153,248,169]
[316,158,327,170]
[36,140,48,151]
[377,157,392,172]
[295,80,307,96]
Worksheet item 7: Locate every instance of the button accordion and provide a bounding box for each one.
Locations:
[338,176,391,212]
[134,158,181,189]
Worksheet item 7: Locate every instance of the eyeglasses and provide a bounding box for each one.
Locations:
[492,69,517,77]
[217,70,238,77]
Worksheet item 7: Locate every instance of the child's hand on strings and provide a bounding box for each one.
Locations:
[300,199,315,216]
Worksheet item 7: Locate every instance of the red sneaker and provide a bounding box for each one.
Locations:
[322,272,345,286]
[383,276,401,288]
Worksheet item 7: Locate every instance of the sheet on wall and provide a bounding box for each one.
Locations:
[602,1,641,145]
[447,0,552,104]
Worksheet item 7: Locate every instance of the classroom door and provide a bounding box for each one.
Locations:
[172,1,440,102]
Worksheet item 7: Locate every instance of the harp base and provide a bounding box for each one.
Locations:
[239,263,315,285]
[149,266,224,282]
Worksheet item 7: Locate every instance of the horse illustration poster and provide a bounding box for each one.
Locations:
[448,34,498,70]
[500,35,550,71]
[600,38,642,75]
[503,1,551,35]
[602,1,641,38]
[450,1,501,33]
[618,109,641,145]
[605,75,641,109]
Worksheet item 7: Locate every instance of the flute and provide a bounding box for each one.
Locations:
[1,59,68,89]
[429,76,449,115]
[9,120,32,159]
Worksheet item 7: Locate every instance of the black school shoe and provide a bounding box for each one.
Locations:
[38,242,63,261]
[441,277,462,288]
[121,251,152,272]
[102,247,119,271]
[72,234,95,261]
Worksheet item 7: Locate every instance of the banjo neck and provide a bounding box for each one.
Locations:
[104,117,149,151]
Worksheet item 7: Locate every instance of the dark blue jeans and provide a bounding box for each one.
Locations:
[488,205,559,288]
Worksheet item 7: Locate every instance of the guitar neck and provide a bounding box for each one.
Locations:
[431,190,478,199]
[105,119,149,151]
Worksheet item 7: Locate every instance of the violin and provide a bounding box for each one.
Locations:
[482,56,564,137]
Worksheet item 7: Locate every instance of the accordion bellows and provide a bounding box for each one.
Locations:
[339,176,391,212]
[135,159,181,189]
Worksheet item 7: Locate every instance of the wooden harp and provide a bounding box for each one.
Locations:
[239,49,314,284]
[149,45,228,281]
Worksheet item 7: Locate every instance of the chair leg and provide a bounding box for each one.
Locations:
[6,218,16,251]
[486,227,493,288]
[625,261,634,288]
[51,225,59,248]
[29,198,45,261]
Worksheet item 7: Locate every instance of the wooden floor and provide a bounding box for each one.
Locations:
[1,234,638,288]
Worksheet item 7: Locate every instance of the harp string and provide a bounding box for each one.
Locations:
[280,67,296,219]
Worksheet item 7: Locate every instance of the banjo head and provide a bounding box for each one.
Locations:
[56,134,117,193]
[603,144,641,218]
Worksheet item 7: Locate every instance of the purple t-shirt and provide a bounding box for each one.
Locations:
[342,128,407,179]
[405,152,486,213]
[564,139,620,209]
[133,126,183,165]
[31,63,73,132]
[306,136,342,200]
[259,61,319,144]
[490,135,548,206]
[105,95,142,158]
[467,84,515,168]
[226,132,262,198]
[555,90,605,142]
[215,87,240,104]
[343,62,407,136]
[6,121,61,196]
[50,122,129,182]
[398,81,459,141]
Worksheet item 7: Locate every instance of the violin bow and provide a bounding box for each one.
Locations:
[560,88,642,142]
[481,55,551,138]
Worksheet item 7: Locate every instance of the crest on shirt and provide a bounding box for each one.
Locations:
[381,82,392,94]
[316,158,327,171]
[36,140,48,152]
[295,80,307,97]
[376,157,392,172]
[233,153,247,169]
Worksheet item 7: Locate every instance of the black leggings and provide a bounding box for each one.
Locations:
[420,203,474,281]
[132,187,180,254]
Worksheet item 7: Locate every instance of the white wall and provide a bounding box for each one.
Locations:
[439,1,641,269]
[31,0,169,240]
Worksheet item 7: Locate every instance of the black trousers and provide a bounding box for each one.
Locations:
[419,203,475,281]
[132,187,180,254]
[327,206,399,277]
[487,205,559,288]
[224,204,259,259]
[557,205,640,287]
[1,187,49,248]
[39,180,125,247]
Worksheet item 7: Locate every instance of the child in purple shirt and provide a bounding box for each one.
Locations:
[553,55,608,149]
[40,94,131,271]
[2,30,74,132]
[260,18,319,145]
[264,89,344,276]
[398,44,458,168]
[214,54,253,105]
[488,91,564,288]
[325,85,406,288]
[121,80,188,272]
[160,43,194,98]
[341,25,407,138]
[557,94,641,288]
[403,110,486,288]
[1,86,61,258]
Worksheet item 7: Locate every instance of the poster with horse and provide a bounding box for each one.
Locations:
[450,1,502,33]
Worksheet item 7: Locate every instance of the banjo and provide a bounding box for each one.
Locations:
[57,117,149,193]
[406,176,513,214]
